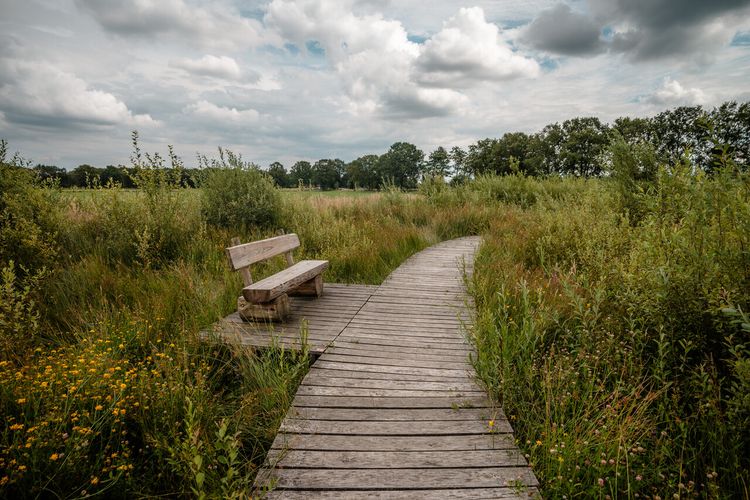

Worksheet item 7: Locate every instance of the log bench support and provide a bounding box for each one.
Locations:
[226,234,328,322]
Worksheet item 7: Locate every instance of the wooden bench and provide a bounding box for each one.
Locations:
[226,234,328,321]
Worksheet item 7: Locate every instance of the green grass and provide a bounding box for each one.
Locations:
[2,162,749,498]
[0,183,480,497]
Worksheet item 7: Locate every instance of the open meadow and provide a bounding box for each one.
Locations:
[2,147,749,498]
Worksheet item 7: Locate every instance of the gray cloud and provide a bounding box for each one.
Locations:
[75,0,268,49]
[522,0,750,62]
[522,4,604,56]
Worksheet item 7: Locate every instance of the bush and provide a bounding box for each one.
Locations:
[0,141,59,275]
[200,150,280,231]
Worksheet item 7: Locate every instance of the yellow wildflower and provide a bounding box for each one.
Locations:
[50,453,59,461]
[16,398,26,404]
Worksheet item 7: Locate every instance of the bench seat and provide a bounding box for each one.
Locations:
[243,260,329,303]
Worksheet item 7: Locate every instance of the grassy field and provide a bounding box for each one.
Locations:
[1,158,749,498]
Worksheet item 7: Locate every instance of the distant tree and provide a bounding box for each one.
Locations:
[32,164,69,186]
[650,106,705,167]
[612,116,654,146]
[425,147,451,179]
[376,142,424,189]
[69,164,103,187]
[559,117,610,177]
[465,138,500,176]
[313,158,344,190]
[101,165,132,187]
[449,146,468,177]
[346,154,379,189]
[267,162,289,188]
[289,160,314,188]
[706,101,750,171]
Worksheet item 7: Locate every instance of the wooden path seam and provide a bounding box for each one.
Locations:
[254,236,539,499]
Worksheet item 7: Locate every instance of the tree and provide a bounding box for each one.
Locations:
[346,154,379,189]
[559,117,610,177]
[449,146,468,178]
[313,158,344,190]
[101,165,132,187]
[465,139,500,176]
[376,142,424,189]
[612,116,654,146]
[289,161,313,188]
[69,164,103,187]
[650,106,704,168]
[425,147,451,179]
[32,164,69,186]
[267,162,289,188]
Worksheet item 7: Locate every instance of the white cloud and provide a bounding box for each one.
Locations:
[75,0,271,50]
[416,7,540,86]
[266,1,537,118]
[0,58,158,128]
[184,100,261,123]
[170,55,242,80]
[646,78,707,106]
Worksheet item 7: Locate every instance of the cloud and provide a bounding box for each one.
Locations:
[521,4,604,56]
[75,0,268,50]
[645,78,707,106]
[521,0,750,63]
[184,100,261,124]
[416,7,540,86]
[0,57,158,128]
[170,55,242,80]
[266,1,537,118]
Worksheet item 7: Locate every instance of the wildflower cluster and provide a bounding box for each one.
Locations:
[0,330,147,496]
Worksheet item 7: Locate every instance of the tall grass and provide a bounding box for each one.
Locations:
[1,169,484,496]
[467,162,750,497]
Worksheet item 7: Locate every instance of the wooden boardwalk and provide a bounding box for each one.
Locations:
[255,237,539,498]
[207,283,377,355]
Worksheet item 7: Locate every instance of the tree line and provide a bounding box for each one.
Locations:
[30,101,749,189]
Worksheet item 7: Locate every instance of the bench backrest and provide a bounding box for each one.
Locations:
[226,233,300,270]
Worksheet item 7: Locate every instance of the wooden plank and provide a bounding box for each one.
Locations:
[226,233,300,269]
[312,361,471,378]
[279,418,510,435]
[260,467,539,490]
[266,449,527,469]
[262,487,540,499]
[286,407,504,422]
[244,260,329,302]
[293,386,484,399]
[270,433,517,451]
[305,367,472,383]
[318,353,471,370]
[325,346,470,363]
[292,395,490,409]
[331,340,472,356]
[331,336,473,351]
[302,376,479,392]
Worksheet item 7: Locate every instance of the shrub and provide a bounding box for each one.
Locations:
[201,149,280,231]
[0,140,59,275]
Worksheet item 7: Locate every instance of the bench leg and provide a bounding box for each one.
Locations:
[289,274,323,298]
[238,293,291,322]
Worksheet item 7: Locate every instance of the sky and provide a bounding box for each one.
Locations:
[1,0,749,169]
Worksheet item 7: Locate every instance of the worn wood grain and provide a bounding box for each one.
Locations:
[266,449,527,469]
[261,467,538,490]
[263,488,540,499]
[270,433,518,451]
[243,260,329,303]
[279,418,511,435]
[226,233,300,270]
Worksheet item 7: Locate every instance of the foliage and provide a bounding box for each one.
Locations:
[200,147,281,231]
[0,140,59,276]
[468,164,750,497]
